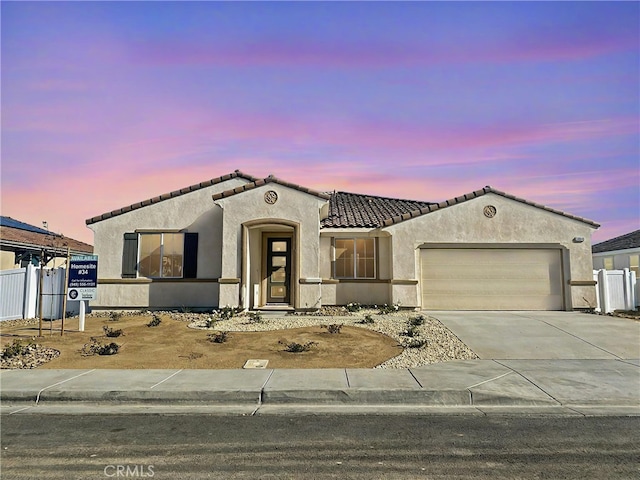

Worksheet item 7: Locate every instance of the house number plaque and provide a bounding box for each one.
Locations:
[483,205,497,218]
[264,190,278,204]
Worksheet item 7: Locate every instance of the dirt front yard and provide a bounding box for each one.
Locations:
[0,313,403,369]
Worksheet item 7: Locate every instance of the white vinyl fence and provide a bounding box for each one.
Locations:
[593,268,637,313]
[0,265,80,321]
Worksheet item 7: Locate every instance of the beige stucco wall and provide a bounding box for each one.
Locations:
[87,177,247,309]
[1,250,17,270]
[215,183,327,309]
[384,193,598,310]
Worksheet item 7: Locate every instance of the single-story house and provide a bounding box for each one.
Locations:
[86,170,599,312]
[1,216,94,270]
[592,229,640,276]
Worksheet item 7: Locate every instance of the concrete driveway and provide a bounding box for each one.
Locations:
[430,311,640,360]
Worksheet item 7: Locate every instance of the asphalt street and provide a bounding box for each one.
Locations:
[2,414,639,479]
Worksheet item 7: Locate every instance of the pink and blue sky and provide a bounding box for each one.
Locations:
[2,1,638,245]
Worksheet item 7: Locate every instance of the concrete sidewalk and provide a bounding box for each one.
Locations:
[2,359,638,416]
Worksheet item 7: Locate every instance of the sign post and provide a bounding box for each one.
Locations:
[67,255,98,332]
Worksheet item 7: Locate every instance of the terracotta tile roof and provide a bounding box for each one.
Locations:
[321,192,435,228]
[1,217,93,255]
[212,175,332,201]
[592,229,640,253]
[381,186,600,228]
[86,170,259,225]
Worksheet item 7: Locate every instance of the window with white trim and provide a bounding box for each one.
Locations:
[334,238,376,279]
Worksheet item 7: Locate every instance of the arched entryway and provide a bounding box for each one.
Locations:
[241,220,299,310]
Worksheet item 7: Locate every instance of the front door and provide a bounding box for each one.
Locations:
[266,238,291,304]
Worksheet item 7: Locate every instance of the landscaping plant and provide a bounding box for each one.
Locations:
[208,331,229,343]
[147,314,162,327]
[324,323,343,334]
[1,339,33,358]
[280,341,318,353]
[81,338,120,356]
[102,325,124,338]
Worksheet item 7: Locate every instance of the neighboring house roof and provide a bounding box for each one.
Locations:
[322,192,434,228]
[212,175,332,201]
[592,229,640,253]
[0,216,52,235]
[0,216,93,254]
[86,170,259,225]
[381,186,600,228]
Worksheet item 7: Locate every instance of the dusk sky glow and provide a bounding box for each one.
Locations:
[2,1,638,245]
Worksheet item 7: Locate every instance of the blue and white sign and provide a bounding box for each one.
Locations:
[67,255,98,301]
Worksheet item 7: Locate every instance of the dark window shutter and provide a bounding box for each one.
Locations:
[122,233,138,278]
[183,233,198,278]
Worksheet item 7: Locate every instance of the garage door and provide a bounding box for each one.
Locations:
[420,248,564,310]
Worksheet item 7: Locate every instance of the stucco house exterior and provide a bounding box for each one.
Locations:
[592,229,640,276]
[86,170,599,312]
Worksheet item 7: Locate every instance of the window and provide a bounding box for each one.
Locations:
[334,238,376,279]
[603,257,614,270]
[139,233,183,278]
[122,232,198,279]
[630,255,639,276]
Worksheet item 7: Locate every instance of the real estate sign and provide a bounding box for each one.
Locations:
[67,255,98,301]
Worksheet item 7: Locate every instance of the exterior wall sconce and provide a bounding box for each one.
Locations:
[573,237,585,243]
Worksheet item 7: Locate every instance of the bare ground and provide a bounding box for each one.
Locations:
[0,313,403,369]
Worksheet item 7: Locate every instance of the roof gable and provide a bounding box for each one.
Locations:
[212,175,331,201]
[592,229,640,253]
[86,170,259,225]
[381,186,600,228]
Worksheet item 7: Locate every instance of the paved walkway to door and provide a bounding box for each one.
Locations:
[429,311,640,360]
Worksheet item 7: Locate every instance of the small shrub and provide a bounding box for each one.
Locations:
[402,325,420,338]
[102,325,124,338]
[218,305,241,320]
[345,302,362,313]
[109,311,123,322]
[2,339,31,358]
[409,315,425,327]
[280,341,317,353]
[247,312,263,323]
[208,331,229,344]
[147,314,162,327]
[404,339,427,349]
[81,338,120,356]
[357,314,375,324]
[378,303,400,315]
[324,323,343,334]
[204,317,217,328]
[98,343,120,355]
[180,305,192,313]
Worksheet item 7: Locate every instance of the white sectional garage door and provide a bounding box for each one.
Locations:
[420,248,564,310]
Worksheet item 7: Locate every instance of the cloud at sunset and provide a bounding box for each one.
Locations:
[1,1,638,246]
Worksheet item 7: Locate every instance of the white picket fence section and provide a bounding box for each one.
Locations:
[593,269,637,313]
[0,265,79,321]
